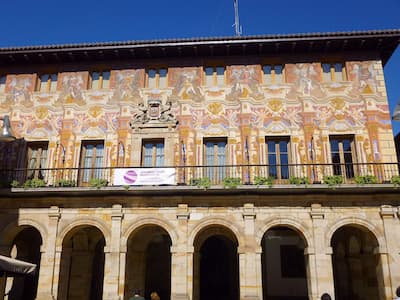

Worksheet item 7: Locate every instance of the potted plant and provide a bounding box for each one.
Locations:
[222,177,241,189]
[253,176,274,188]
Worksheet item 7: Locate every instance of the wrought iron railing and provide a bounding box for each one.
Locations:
[0,162,399,188]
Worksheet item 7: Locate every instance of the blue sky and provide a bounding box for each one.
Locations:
[1,0,400,133]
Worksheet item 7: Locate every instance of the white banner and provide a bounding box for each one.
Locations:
[113,168,176,186]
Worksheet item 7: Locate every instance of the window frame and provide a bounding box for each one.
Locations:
[0,75,6,93]
[321,62,347,82]
[329,135,356,178]
[262,64,285,84]
[90,70,111,89]
[265,136,290,181]
[141,139,165,167]
[37,73,58,92]
[79,140,105,185]
[146,68,168,89]
[27,141,49,180]
[203,137,227,183]
[204,66,225,87]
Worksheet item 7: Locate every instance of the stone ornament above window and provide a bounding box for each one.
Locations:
[130,99,177,129]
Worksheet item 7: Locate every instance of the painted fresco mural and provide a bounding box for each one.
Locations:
[110,69,144,104]
[0,60,396,173]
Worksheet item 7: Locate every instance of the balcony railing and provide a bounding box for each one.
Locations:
[0,162,399,189]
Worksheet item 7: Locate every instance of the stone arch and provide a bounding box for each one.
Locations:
[56,216,111,248]
[0,218,47,251]
[325,217,385,251]
[188,216,244,249]
[121,216,179,249]
[255,216,313,249]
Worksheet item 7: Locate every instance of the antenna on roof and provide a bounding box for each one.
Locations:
[233,0,242,36]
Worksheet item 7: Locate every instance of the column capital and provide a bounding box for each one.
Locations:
[177,203,189,220]
[111,204,124,219]
[48,206,61,219]
[243,203,256,219]
[380,205,397,219]
[310,203,324,219]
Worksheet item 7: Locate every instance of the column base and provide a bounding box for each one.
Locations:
[241,296,260,300]
[171,293,189,300]
[36,291,56,300]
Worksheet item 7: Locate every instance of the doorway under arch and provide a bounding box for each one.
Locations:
[3,226,42,300]
[331,225,382,300]
[261,226,308,300]
[193,225,239,300]
[57,225,105,300]
[125,225,172,300]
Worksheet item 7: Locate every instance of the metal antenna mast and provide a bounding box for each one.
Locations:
[233,0,242,36]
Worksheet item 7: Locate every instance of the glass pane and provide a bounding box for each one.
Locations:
[267,141,276,153]
[148,69,156,88]
[279,140,287,152]
[40,74,49,91]
[322,64,331,81]
[216,67,225,85]
[0,76,5,93]
[92,72,100,89]
[205,142,214,165]
[334,63,343,81]
[217,142,226,165]
[274,65,283,83]
[158,69,167,88]
[155,143,164,166]
[102,71,110,88]
[342,139,352,152]
[50,74,58,92]
[330,139,339,152]
[205,68,214,86]
[143,144,153,167]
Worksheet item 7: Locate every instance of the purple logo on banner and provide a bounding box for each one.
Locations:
[123,170,138,184]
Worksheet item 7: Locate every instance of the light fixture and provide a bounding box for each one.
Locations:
[0,115,16,142]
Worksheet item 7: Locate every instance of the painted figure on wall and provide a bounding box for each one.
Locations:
[226,65,263,101]
[2,75,34,108]
[348,61,378,96]
[170,68,203,101]
[110,69,144,104]
[286,63,325,99]
[56,72,86,106]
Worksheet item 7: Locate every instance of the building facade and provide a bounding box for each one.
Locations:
[0,30,400,300]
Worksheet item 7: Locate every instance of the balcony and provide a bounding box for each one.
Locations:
[1,162,399,190]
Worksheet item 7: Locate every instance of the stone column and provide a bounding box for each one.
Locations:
[36,206,61,300]
[0,246,10,299]
[239,203,261,300]
[310,204,335,299]
[379,205,399,299]
[103,204,124,300]
[171,204,190,300]
[54,247,71,300]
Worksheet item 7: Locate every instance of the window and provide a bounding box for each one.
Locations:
[0,76,6,93]
[142,140,164,167]
[330,136,355,178]
[90,71,110,89]
[263,64,284,84]
[79,141,104,184]
[27,142,48,179]
[205,66,225,86]
[322,63,346,82]
[37,73,58,92]
[147,68,167,89]
[204,138,227,182]
[266,137,290,180]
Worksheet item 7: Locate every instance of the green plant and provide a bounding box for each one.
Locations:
[289,176,310,186]
[190,177,211,189]
[55,179,76,187]
[390,175,400,187]
[254,176,274,187]
[89,178,108,189]
[222,177,241,189]
[123,185,130,191]
[10,180,20,188]
[354,175,377,185]
[323,175,343,187]
[23,178,46,189]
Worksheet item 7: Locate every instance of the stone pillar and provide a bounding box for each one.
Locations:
[310,204,335,299]
[380,205,400,299]
[36,206,61,300]
[103,204,124,300]
[239,203,261,300]
[171,204,190,300]
[54,247,71,300]
[0,246,10,299]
